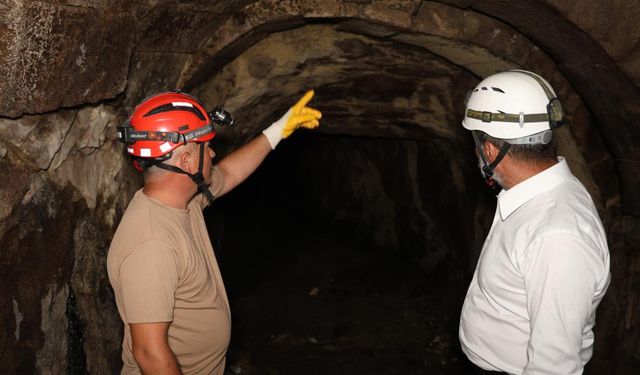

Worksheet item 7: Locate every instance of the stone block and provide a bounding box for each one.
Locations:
[362,0,420,30]
[19,110,77,170]
[0,2,135,117]
[549,0,640,60]
[124,51,190,110]
[0,157,30,223]
[135,2,223,53]
[336,18,401,38]
[413,1,464,39]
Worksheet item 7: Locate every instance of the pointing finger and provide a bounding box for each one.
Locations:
[293,90,315,112]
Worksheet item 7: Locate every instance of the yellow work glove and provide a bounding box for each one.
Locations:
[262,90,322,149]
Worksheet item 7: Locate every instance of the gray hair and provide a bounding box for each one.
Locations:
[474,130,557,165]
[141,143,197,180]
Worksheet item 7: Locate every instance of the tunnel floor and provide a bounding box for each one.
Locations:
[216,228,472,375]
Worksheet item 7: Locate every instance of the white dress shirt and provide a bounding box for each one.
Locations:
[459,158,610,374]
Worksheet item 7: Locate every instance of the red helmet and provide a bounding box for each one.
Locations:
[117,91,215,158]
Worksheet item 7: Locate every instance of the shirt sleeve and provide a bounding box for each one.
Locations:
[521,232,603,375]
[192,166,225,209]
[118,240,179,323]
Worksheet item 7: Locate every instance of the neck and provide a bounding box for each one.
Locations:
[498,158,558,190]
[143,177,195,209]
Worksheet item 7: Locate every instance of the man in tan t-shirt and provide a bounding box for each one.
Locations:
[108,91,321,374]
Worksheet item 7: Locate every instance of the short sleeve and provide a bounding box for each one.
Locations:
[192,166,225,209]
[119,240,179,323]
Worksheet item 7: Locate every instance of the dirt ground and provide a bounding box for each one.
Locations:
[217,230,475,375]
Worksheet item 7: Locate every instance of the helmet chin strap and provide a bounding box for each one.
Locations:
[471,131,510,188]
[147,143,216,203]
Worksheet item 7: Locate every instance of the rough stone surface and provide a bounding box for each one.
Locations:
[194,23,601,208]
[194,25,478,152]
[123,52,192,111]
[413,1,465,39]
[135,1,227,53]
[71,217,123,374]
[35,285,69,375]
[0,157,30,225]
[48,105,127,211]
[588,214,640,373]
[0,1,136,117]
[0,1,639,373]
[547,0,640,86]
[12,111,76,171]
[184,1,607,210]
[0,178,78,374]
[0,104,136,373]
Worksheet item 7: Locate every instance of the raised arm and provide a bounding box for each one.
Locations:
[214,134,271,197]
[215,90,321,197]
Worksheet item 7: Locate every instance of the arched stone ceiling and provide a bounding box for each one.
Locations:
[178,1,563,88]
[0,0,637,215]
[186,22,604,208]
[166,2,602,209]
[193,25,477,142]
[170,0,638,215]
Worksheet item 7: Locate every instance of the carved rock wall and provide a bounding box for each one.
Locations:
[548,0,640,86]
[0,104,137,373]
[0,1,639,374]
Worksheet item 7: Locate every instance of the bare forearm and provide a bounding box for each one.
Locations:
[216,134,272,195]
[215,90,321,196]
[133,345,181,375]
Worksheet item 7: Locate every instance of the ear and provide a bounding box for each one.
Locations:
[177,146,196,174]
[482,141,499,163]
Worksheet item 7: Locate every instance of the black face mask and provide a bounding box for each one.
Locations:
[478,163,500,192]
[471,131,509,191]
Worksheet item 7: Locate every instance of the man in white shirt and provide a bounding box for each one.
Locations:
[458,70,610,374]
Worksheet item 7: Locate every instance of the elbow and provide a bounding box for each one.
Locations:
[132,345,153,367]
[132,344,169,371]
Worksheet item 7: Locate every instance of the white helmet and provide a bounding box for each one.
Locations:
[462,69,564,145]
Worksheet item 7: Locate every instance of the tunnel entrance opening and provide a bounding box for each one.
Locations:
[205,131,495,374]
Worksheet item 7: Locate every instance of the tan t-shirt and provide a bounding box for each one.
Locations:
[107,167,230,375]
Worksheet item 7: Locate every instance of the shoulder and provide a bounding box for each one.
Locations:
[539,178,604,238]
[107,238,180,286]
[509,178,604,244]
[522,180,608,262]
[109,195,154,253]
[511,176,602,238]
[108,193,184,269]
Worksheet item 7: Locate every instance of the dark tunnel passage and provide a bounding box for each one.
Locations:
[205,131,496,374]
[2,1,640,374]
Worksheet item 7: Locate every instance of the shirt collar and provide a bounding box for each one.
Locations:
[497,157,572,220]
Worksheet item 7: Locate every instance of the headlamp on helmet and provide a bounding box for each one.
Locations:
[116,91,235,203]
[116,91,234,159]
